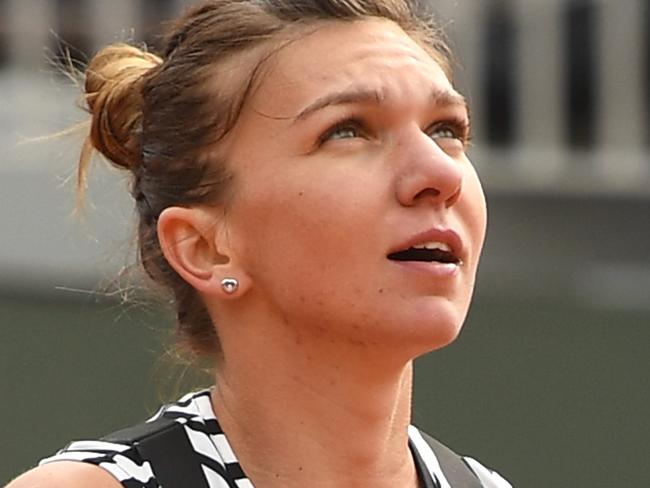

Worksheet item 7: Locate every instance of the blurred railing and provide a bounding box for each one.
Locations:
[0,0,649,295]
[437,0,649,196]
[2,0,648,195]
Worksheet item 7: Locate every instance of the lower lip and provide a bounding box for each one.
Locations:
[389,260,461,278]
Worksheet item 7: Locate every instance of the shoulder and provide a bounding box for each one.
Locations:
[15,389,214,488]
[5,461,122,488]
[37,437,157,486]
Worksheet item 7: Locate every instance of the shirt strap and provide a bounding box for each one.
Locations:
[102,416,211,488]
[415,431,483,488]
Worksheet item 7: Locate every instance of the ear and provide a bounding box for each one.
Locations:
[157,206,251,299]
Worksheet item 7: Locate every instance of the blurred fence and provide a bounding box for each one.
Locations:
[2,0,648,192]
[1,0,649,295]
[439,0,649,195]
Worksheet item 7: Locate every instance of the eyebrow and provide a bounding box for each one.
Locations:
[292,85,468,123]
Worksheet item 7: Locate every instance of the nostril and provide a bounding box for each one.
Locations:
[413,188,440,201]
[445,187,461,208]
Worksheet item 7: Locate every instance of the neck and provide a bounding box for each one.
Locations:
[211,308,420,488]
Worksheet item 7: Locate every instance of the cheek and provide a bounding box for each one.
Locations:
[231,166,382,284]
[463,165,488,254]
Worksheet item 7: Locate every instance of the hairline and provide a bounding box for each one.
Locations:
[201,16,453,144]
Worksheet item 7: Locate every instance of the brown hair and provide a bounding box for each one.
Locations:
[79,0,453,358]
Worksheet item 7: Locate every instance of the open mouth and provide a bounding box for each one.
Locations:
[387,242,460,264]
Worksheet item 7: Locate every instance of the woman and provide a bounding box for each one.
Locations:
[8,0,511,486]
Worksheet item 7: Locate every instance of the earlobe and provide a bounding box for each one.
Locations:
[157,206,252,299]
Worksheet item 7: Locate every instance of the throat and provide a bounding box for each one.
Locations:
[212,359,416,488]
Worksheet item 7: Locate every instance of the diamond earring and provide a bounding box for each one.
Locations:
[220,278,239,294]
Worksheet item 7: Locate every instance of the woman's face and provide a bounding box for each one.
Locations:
[221,19,487,356]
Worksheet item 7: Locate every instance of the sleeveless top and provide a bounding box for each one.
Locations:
[40,389,512,488]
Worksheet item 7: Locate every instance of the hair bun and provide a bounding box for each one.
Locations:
[84,44,162,172]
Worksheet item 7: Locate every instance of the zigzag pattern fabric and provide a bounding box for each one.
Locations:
[40,390,511,488]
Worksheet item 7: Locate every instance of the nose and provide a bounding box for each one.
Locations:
[395,131,464,208]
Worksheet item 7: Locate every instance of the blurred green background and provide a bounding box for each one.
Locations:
[2,286,649,487]
[2,0,650,487]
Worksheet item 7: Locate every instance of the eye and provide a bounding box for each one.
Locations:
[427,120,469,143]
[426,118,471,154]
[319,119,366,144]
[329,126,359,140]
[430,126,459,140]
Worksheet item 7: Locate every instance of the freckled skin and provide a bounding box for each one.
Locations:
[222,19,487,359]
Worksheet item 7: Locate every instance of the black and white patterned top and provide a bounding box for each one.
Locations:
[40,390,512,488]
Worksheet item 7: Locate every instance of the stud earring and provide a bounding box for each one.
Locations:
[220,278,239,294]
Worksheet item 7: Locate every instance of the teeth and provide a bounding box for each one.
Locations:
[412,241,452,252]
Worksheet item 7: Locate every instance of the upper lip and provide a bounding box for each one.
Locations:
[387,227,465,263]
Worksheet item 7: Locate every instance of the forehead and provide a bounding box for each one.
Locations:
[246,18,454,117]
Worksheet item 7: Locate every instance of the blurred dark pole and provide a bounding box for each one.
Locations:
[483,0,518,146]
[0,0,8,67]
[639,0,650,148]
[564,0,599,148]
[53,0,92,67]
[141,0,177,51]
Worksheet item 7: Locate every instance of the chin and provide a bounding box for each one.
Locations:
[400,298,469,355]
